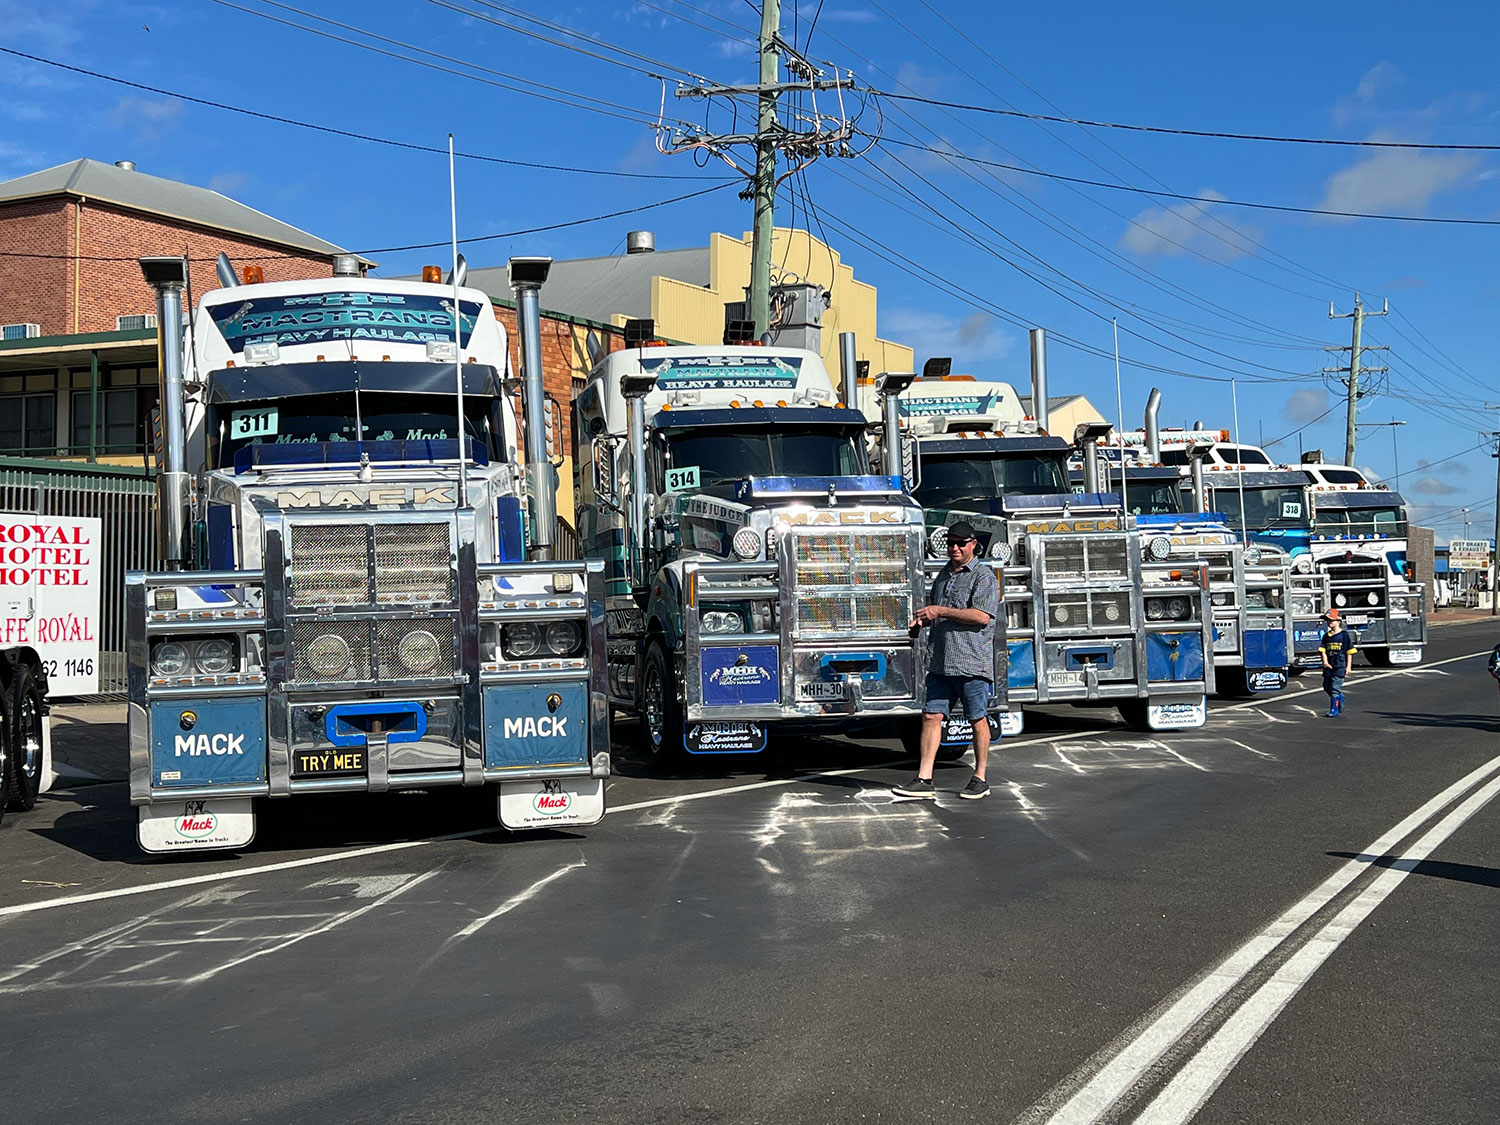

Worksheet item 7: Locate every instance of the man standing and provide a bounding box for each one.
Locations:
[894,520,1000,799]
[1319,608,1357,717]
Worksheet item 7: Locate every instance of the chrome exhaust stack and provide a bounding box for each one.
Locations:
[215,252,240,288]
[1030,328,1049,433]
[140,256,192,570]
[1144,387,1162,462]
[838,331,859,413]
[509,256,555,561]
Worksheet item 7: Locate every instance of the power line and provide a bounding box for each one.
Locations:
[0,47,715,181]
[876,92,1500,151]
[871,137,1500,226]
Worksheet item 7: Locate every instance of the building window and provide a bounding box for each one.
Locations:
[0,393,56,454]
[70,386,159,455]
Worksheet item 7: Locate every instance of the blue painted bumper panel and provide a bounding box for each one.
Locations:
[150,698,267,788]
[483,682,589,769]
[1146,631,1206,683]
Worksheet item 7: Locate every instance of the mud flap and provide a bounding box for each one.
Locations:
[138,797,256,854]
[499,776,605,829]
[1146,697,1207,730]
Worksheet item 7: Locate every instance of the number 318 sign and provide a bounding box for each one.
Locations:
[0,512,102,696]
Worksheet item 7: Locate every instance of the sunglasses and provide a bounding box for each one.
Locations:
[948,537,975,546]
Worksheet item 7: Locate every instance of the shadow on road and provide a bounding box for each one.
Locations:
[1329,851,1500,889]
[1364,710,1500,734]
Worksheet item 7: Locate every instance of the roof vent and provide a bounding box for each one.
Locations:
[331,254,361,277]
[115,160,136,171]
[626,230,655,254]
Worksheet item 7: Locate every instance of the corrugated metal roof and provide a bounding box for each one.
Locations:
[463,247,711,324]
[0,158,357,259]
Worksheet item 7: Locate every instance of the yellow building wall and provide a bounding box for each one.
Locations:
[650,229,914,383]
[1043,396,1110,442]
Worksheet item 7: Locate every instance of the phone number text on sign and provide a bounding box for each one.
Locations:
[0,513,102,695]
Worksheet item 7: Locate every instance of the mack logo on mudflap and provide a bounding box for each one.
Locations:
[503,715,568,738]
[781,509,902,526]
[175,732,246,756]
[176,801,218,839]
[276,485,456,508]
[533,780,572,816]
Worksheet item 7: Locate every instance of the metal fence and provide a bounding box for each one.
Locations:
[1,461,159,698]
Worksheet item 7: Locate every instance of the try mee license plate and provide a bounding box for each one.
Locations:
[292,747,367,777]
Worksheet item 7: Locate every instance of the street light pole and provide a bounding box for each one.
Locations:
[1354,419,1406,485]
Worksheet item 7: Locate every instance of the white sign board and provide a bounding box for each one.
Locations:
[1449,539,1491,572]
[0,512,102,695]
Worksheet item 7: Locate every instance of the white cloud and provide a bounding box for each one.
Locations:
[106,95,184,143]
[1417,457,1470,476]
[1120,189,1261,262]
[1411,476,1461,495]
[1281,388,1331,425]
[894,62,945,99]
[208,172,249,197]
[1333,61,1403,127]
[1318,139,1480,218]
[882,307,1014,369]
[821,8,878,22]
[713,37,755,59]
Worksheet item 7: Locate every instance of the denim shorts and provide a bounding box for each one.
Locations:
[923,673,991,721]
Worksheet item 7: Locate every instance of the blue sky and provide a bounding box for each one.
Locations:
[3,1,1497,542]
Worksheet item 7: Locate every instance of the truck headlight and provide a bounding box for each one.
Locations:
[503,622,542,659]
[396,629,442,673]
[701,610,744,634]
[305,634,352,677]
[1292,555,1313,573]
[1334,593,1347,607]
[1243,546,1263,565]
[1211,592,1231,607]
[544,620,584,655]
[1366,592,1379,606]
[989,539,1012,563]
[151,641,190,677]
[928,526,949,558]
[1147,597,1190,621]
[1243,591,1266,609]
[1167,596,1189,619]
[732,527,761,561]
[1146,599,1166,621]
[1147,535,1173,561]
[193,637,237,675]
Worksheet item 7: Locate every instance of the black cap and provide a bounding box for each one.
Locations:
[947,520,978,543]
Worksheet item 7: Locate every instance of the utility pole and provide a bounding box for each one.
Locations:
[749,0,780,337]
[1326,294,1389,466]
[663,4,861,338]
[1491,426,1500,616]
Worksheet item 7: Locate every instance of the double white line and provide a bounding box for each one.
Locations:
[1026,748,1500,1125]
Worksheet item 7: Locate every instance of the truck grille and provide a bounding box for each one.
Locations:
[1045,589,1133,631]
[1042,536,1129,582]
[791,530,911,637]
[288,520,455,609]
[289,617,458,684]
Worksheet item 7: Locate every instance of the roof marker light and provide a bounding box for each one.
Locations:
[422,266,442,282]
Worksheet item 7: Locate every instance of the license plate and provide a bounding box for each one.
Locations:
[1047,670,1084,687]
[292,747,367,777]
[498,777,605,829]
[1344,613,1369,625]
[797,680,845,701]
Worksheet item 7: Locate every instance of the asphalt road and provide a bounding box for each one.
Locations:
[2,620,1497,1124]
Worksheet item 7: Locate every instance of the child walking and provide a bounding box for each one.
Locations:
[1319,608,1357,717]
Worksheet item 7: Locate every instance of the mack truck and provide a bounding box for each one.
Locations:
[125,252,609,854]
[1155,431,1329,670]
[1102,398,1292,695]
[0,637,50,830]
[862,343,1214,733]
[573,323,948,762]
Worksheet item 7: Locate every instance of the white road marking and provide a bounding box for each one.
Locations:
[1134,769,1500,1125]
[181,869,436,985]
[451,861,585,940]
[2,646,1488,920]
[1030,747,1500,1125]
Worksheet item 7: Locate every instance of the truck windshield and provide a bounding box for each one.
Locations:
[1207,486,1308,529]
[1123,478,1184,515]
[664,427,865,485]
[1315,506,1407,538]
[914,452,1070,510]
[212,393,499,468]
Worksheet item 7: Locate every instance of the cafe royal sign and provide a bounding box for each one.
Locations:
[0,512,103,695]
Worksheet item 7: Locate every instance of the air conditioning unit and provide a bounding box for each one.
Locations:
[1,322,41,340]
[116,314,159,331]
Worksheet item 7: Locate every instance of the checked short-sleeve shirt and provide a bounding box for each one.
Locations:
[929,560,1000,680]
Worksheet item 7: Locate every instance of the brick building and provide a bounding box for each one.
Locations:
[0,158,367,463]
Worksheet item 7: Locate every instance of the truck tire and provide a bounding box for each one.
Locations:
[1117,700,1149,731]
[6,662,43,811]
[0,682,11,826]
[640,642,684,768]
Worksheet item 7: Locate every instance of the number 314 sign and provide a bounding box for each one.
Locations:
[0,512,103,696]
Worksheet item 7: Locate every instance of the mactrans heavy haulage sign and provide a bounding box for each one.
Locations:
[0,512,102,695]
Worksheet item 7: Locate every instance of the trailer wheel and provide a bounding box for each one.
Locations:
[6,662,43,811]
[1117,700,1149,731]
[640,642,684,768]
